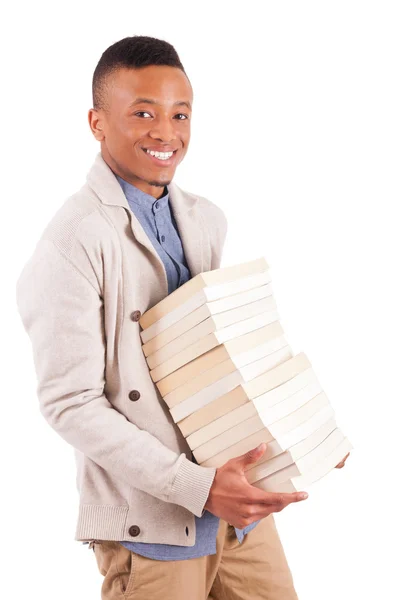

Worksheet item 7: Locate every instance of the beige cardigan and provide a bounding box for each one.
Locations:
[16,152,228,545]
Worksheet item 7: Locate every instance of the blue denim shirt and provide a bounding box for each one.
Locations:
[83,174,260,559]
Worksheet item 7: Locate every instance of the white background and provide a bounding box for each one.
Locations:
[3,1,399,598]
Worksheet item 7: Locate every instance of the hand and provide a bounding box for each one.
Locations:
[335,452,350,469]
[204,442,308,529]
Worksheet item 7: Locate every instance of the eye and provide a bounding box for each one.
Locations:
[134,111,152,118]
[175,113,189,120]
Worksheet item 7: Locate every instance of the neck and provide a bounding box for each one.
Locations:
[101,150,168,199]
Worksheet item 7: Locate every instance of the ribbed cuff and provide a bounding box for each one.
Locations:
[168,455,217,517]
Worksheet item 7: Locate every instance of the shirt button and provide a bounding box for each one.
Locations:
[130,310,141,322]
[161,235,165,242]
[129,390,141,401]
[128,525,141,537]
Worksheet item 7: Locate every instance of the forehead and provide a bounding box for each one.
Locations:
[108,65,193,107]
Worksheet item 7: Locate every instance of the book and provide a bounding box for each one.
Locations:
[178,387,253,438]
[244,416,338,483]
[139,257,270,330]
[142,284,274,356]
[169,352,310,424]
[149,311,280,382]
[156,321,285,396]
[146,296,278,368]
[253,436,353,493]
[192,388,333,464]
[200,400,336,468]
[139,257,352,494]
[163,335,291,408]
[141,276,273,344]
[170,346,293,422]
[185,374,323,450]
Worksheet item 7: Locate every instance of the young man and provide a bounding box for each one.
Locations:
[16,36,348,600]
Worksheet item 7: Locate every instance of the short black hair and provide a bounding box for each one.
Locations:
[92,35,188,111]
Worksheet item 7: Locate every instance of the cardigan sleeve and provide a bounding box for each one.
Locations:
[15,238,216,518]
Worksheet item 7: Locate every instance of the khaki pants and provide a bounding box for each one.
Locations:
[92,514,298,599]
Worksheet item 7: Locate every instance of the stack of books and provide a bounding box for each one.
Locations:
[139,258,352,493]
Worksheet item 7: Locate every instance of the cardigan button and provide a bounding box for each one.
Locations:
[131,310,141,322]
[128,525,141,537]
[129,390,141,402]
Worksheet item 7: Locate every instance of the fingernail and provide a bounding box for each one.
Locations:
[300,493,308,499]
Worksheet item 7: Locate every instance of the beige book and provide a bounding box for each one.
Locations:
[164,334,289,408]
[141,276,273,344]
[244,417,338,483]
[192,390,332,464]
[200,429,284,468]
[254,377,323,425]
[139,257,269,329]
[142,284,274,355]
[193,414,274,463]
[251,366,318,411]
[253,436,352,493]
[200,398,335,468]
[170,351,310,424]
[178,388,252,438]
[241,400,334,476]
[149,311,279,382]
[157,321,284,396]
[146,296,277,368]
[242,352,311,400]
[170,345,292,422]
[253,428,345,488]
[185,374,322,450]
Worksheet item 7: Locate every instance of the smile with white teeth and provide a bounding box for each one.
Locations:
[146,149,174,160]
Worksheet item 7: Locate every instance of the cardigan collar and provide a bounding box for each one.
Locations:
[86,152,197,215]
[85,152,209,279]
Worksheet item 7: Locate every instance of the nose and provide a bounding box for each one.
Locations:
[148,115,176,143]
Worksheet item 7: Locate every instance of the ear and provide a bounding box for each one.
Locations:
[88,108,106,141]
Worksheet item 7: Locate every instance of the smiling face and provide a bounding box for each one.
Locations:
[88,65,193,198]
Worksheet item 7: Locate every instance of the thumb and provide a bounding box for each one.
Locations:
[238,442,267,469]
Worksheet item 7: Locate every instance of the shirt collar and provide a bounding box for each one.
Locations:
[115,174,169,212]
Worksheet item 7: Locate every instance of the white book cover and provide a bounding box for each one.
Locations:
[269,392,332,444]
[185,367,321,451]
[198,398,335,468]
[149,311,280,382]
[273,404,335,451]
[193,414,271,463]
[254,428,345,488]
[140,274,273,344]
[170,345,292,421]
[142,286,276,356]
[163,334,289,408]
[245,417,338,483]
[250,366,317,406]
[231,333,288,369]
[253,436,353,492]
[146,297,279,369]
[203,269,272,302]
[255,379,323,426]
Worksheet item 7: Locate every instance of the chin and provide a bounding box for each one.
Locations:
[147,180,169,187]
[148,171,175,186]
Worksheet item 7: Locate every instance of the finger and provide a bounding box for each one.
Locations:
[251,490,308,507]
[335,452,350,468]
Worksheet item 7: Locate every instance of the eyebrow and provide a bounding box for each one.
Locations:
[129,98,192,110]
